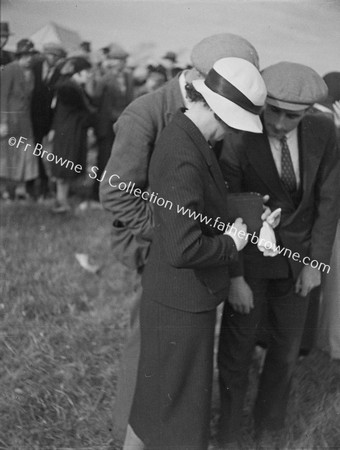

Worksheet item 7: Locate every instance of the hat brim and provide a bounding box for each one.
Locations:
[192,79,263,133]
[43,50,65,57]
[16,50,38,56]
[266,96,311,111]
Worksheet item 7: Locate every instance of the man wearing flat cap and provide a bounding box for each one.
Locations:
[30,42,66,198]
[217,62,340,446]
[99,33,259,445]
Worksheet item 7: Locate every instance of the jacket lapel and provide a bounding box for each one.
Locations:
[299,116,323,199]
[283,116,323,225]
[245,132,295,206]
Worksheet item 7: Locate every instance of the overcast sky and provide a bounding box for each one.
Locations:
[2,0,339,75]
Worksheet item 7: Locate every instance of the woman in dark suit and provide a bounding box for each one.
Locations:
[124,57,267,450]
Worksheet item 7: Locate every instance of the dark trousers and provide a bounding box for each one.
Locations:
[217,277,310,443]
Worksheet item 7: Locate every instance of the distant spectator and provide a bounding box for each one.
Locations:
[79,41,91,57]
[0,39,39,199]
[30,42,67,198]
[0,22,14,67]
[91,44,134,201]
[135,65,167,97]
[161,50,182,79]
[50,56,95,213]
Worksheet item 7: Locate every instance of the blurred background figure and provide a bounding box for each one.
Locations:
[161,50,181,79]
[30,42,67,199]
[91,43,134,201]
[135,64,167,97]
[0,21,14,67]
[50,56,95,213]
[0,39,38,200]
[316,72,340,360]
[79,41,92,60]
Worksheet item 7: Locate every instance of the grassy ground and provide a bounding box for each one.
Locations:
[1,198,340,450]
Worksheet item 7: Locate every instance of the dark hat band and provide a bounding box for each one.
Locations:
[204,68,262,115]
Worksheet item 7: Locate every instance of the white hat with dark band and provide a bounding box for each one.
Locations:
[192,57,267,133]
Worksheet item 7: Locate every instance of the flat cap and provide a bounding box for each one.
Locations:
[262,62,328,111]
[191,33,259,76]
[43,42,67,58]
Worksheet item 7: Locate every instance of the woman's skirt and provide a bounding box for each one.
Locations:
[130,296,217,450]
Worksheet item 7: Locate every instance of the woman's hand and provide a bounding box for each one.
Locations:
[224,217,248,251]
[265,208,281,229]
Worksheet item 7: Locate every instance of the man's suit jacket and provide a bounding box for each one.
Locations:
[142,111,238,312]
[31,58,62,141]
[100,75,184,269]
[93,70,134,138]
[219,113,340,280]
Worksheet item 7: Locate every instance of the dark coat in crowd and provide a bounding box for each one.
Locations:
[51,78,95,179]
[31,58,63,143]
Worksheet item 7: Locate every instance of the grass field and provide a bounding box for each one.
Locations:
[1,198,340,450]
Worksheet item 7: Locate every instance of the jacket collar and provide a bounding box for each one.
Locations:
[172,110,228,199]
[164,73,187,124]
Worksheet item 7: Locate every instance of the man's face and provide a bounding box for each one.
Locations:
[45,53,60,67]
[19,54,33,69]
[263,104,308,138]
[103,58,125,75]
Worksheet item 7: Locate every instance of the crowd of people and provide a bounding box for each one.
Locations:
[1,20,340,450]
[0,21,184,210]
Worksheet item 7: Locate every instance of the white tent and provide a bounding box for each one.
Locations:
[30,21,82,54]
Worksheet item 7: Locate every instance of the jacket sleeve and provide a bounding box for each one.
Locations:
[99,94,160,241]
[309,120,340,266]
[152,132,238,270]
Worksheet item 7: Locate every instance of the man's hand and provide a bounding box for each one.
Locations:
[228,276,254,314]
[224,218,248,251]
[295,265,321,297]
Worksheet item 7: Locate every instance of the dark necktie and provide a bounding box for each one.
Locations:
[280,136,296,193]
